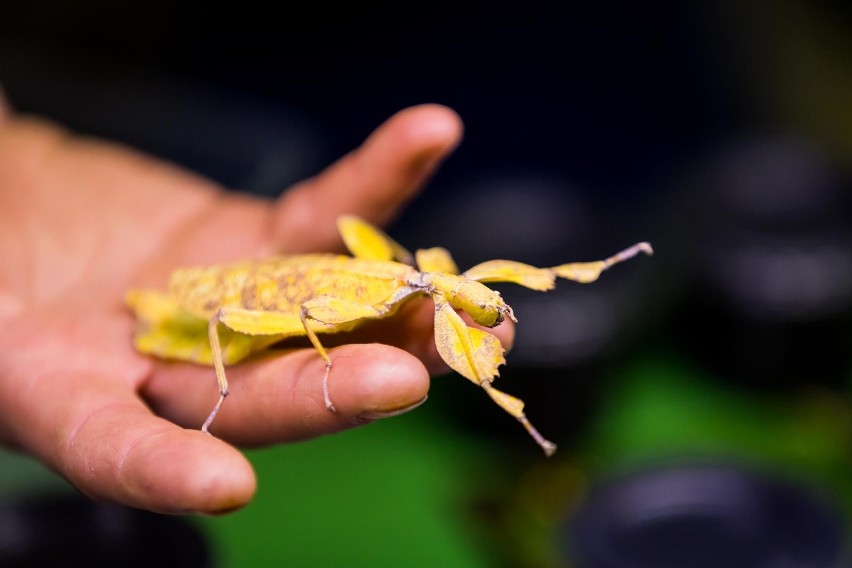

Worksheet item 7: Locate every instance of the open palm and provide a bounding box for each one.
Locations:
[0,104,510,514]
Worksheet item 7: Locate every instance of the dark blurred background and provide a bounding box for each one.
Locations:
[1,1,852,567]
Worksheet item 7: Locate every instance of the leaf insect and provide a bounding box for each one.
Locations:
[127,216,652,456]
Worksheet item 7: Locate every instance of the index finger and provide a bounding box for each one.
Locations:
[272,104,463,253]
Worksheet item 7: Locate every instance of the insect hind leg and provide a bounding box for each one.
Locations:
[202,311,229,434]
[299,307,336,412]
[205,307,302,432]
[299,294,392,413]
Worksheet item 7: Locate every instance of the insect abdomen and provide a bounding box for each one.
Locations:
[170,255,414,317]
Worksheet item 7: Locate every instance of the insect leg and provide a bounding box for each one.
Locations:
[463,242,653,289]
[432,296,557,456]
[203,308,300,432]
[551,242,653,283]
[414,247,459,274]
[298,308,336,412]
[299,295,392,412]
[480,381,557,457]
[216,304,345,412]
[337,215,414,264]
[202,311,229,434]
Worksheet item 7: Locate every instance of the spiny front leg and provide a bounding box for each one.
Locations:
[431,295,557,456]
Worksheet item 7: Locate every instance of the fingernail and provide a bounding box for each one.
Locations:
[358,395,428,421]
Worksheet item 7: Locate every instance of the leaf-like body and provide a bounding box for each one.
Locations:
[125,215,651,456]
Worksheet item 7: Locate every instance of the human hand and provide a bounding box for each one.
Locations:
[0,103,513,513]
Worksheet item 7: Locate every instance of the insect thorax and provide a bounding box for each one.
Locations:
[419,272,510,328]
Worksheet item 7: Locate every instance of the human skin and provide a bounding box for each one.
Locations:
[0,101,514,514]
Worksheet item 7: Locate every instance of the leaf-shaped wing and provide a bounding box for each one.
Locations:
[125,289,186,325]
[125,289,277,365]
[432,297,505,385]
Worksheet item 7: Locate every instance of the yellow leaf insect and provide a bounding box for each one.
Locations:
[126,216,652,456]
